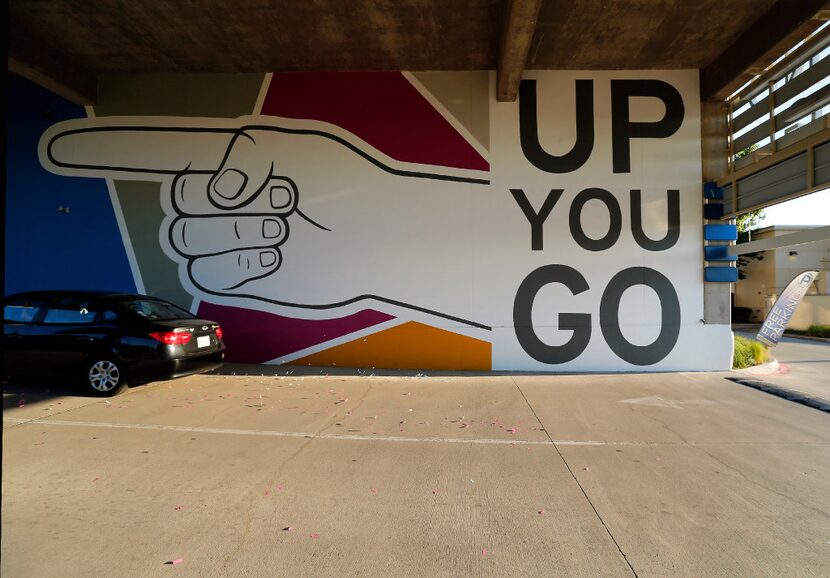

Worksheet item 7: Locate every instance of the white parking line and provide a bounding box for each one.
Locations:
[5,417,827,447]
[2,417,599,446]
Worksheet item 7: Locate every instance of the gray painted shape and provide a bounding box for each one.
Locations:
[411,71,490,151]
[113,180,192,308]
[93,73,265,308]
[95,74,266,118]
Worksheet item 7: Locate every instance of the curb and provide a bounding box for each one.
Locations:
[726,376,830,413]
[734,358,779,376]
[782,332,830,344]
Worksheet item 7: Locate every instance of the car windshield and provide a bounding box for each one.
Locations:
[120,299,194,321]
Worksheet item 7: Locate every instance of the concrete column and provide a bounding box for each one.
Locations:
[701,99,732,325]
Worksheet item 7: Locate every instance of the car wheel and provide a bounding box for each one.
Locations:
[85,358,127,396]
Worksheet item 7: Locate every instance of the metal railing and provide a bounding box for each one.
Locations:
[718,23,830,218]
[729,23,830,169]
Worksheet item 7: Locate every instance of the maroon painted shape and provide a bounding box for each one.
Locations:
[261,72,488,172]
[198,302,395,363]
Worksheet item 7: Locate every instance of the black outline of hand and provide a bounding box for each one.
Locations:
[41,121,492,330]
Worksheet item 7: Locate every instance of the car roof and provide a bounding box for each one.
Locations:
[5,290,151,301]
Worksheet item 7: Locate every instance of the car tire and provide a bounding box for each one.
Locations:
[85,358,127,397]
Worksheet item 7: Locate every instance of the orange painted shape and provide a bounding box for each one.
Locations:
[292,321,491,371]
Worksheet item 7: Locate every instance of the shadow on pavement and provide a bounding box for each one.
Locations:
[2,376,93,407]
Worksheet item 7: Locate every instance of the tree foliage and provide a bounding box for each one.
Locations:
[735,209,765,279]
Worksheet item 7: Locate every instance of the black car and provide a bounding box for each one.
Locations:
[3,290,225,396]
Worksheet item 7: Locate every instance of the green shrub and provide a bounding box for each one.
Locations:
[733,335,770,369]
[806,325,830,338]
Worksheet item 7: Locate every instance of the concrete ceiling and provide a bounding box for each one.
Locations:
[8,0,830,105]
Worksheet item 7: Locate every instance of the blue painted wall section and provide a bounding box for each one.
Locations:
[5,73,136,295]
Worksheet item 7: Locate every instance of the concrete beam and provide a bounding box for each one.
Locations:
[701,0,828,101]
[8,54,97,106]
[496,0,543,102]
[729,225,830,256]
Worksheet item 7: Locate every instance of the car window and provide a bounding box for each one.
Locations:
[4,297,47,323]
[101,310,120,323]
[120,299,194,321]
[42,298,97,325]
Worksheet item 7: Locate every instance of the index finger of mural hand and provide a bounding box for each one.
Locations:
[172,173,297,216]
[44,125,234,176]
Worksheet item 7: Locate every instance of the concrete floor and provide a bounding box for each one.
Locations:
[3,368,829,577]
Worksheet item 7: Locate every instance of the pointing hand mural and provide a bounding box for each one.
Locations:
[39,117,490,328]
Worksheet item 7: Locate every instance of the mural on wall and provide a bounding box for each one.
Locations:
[27,70,733,371]
[6,74,136,295]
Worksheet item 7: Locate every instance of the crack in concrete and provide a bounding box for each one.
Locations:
[220,380,375,571]
[220,433,316,573]
[624,403,829,519]
[696,446,830,519]
[635,409,691,445]
[510,377,640,578]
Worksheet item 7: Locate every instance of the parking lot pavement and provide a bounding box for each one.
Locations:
[733,329,830,405]
[3,369,829,577]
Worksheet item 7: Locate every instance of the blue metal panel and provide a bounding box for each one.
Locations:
[703,182,725,199]
[704,203,724,220]
[704,245,737,262]
[704,224,738,241]
[705,266,738,283]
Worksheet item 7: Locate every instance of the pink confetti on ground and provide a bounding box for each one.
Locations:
[91,477,100,483]
[507,428,518,433]
[264,488,270,496]
[538,510,545,516]
[432,489,438,495]
[165,558,184,565]
[283,526,293,532]
[482,548,488,557]
[310,533,320,539]
[174,505,184,511]
[370,487,378,495]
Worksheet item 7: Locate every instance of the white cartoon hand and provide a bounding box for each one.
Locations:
[39,117,489,327]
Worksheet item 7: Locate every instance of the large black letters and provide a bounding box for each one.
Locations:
[514,76,686,366]
[514,265,591,364]
[600,267,680,365]
[630,189,680,251]
[569,188,622,251]
[520,78,685,174]
[510,188,563,251]
[611,80,685,174]
[519,79,594,174]
[514,266,680,365]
